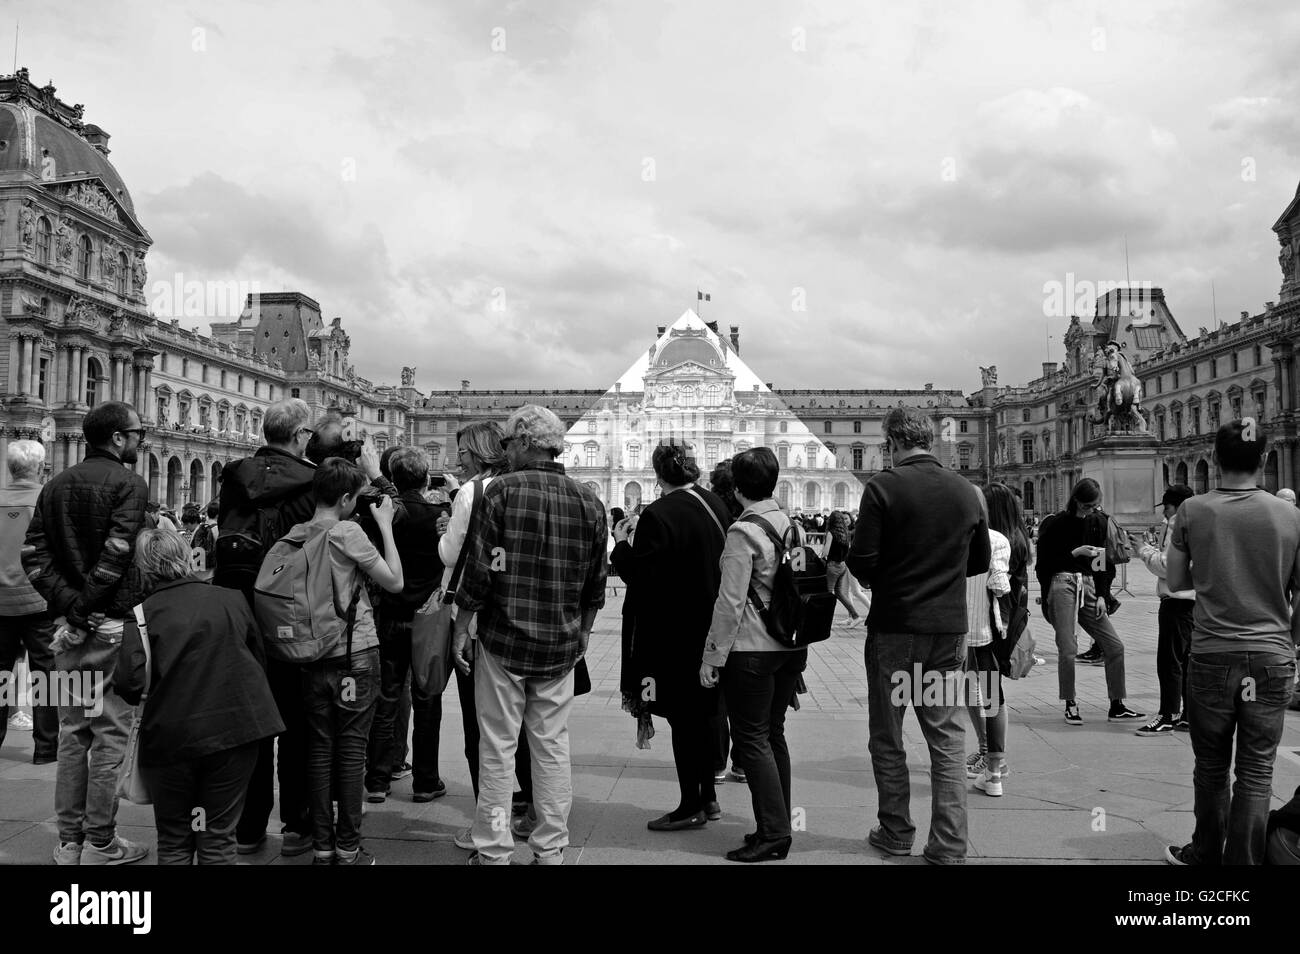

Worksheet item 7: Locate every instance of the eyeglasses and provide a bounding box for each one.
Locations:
[297,427,316,439]
[118,427,147,440]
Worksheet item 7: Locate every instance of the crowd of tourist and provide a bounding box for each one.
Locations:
[1,397,1298,866]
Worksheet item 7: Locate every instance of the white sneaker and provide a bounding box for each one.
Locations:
[81,835,149,866]
[53,841,83,865]
[8,710,33,730]
[453,827,475,850]
[973,770,1003,797]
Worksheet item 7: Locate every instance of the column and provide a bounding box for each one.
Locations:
[76,348,88,406]
[131,367,141,408]
[29,341,41,399]
[18,337,32,397]
[108,357,119,401]
[142,366,153,421]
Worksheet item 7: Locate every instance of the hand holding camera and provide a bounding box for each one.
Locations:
[370,493,395,530]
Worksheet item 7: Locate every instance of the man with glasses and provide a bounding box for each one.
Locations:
[216,397,321,858]
[23,401,151,865]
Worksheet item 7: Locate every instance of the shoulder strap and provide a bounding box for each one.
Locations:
[684,487,726,545]
[132,604,152,700]
[446,476,486,598]
[738,513,787,615]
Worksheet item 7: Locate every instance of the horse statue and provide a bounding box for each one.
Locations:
[1089,342,1147,433]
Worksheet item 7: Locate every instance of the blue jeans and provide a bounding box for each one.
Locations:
[865,631,967,863]
[1045,573,1126,701]
[365,618,441,794]
[302,649,379,853]
[1187,650,1296,865]
[53,621,133,846]
[722,650,807,840]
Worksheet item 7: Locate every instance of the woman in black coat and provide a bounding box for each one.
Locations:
[612,444,732,831]
[115,529,284,864]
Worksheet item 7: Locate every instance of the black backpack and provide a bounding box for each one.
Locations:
[742,514,837,648]
[213,504,285,595]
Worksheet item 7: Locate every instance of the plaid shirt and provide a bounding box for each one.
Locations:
[455,460,607,678]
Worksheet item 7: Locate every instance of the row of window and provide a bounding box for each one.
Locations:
[33,217,134,296]
[159,354,273,401]
[1152,346,1261,394]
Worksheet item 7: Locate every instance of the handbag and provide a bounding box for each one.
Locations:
[116,605,153,806]
[413,477,485,694]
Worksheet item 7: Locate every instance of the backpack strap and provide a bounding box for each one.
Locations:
[444,476,486,605]
[739,513,787,615]
[684,487,726,545]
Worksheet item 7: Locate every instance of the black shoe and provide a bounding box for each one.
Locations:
[1174,714,1190,732]
[1165,843,1196,866]
[236,834,267,855]
[412,780,447,802]
[1108,703,1146,723]
[726,835,791,862]
[365,787,390,804]
[704,801,722,821]
[1064,702,1082,726]
[1105,597,1121,615]
[647,811,707,832]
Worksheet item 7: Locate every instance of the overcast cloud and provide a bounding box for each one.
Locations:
[11,0,1299,392]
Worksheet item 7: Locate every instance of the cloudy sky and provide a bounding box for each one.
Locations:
[12,0,1300,393]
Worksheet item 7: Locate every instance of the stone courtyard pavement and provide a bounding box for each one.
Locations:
[2,559,1298,865]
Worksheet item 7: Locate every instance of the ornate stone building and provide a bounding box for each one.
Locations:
[0,71,406,506]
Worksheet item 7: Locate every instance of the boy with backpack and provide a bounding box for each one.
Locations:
[255,458,404,865]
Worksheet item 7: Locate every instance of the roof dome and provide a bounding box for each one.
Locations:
[654,335,723,369]
[0,71,135,213]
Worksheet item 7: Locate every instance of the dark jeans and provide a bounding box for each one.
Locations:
[1157,599,1194,716]
[866,631,968,863]
[722,649,807,840]
[0,613,59,759]
[303,649,379,853]
[145,742,260,864]
[1187,650,1296,865]
[236,658,310,842]
[714,693,737,774]
[365,618,441,793]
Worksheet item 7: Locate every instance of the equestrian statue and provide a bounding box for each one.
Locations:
[1089,340,1148,434]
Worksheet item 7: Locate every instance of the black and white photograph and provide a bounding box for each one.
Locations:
[0,0,1295,932]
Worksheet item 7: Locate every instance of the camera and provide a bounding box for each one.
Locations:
[428,474,448,489]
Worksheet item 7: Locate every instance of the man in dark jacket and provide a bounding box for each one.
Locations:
[364,446,450,803]
[217,397,317,857]
[847,406,990,866]
[23,401,150,866]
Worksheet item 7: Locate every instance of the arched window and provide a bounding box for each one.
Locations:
[116,252,128,296]
[84,357,103,407]
[658,386,670,407]
[833,482,849,509]
[77,235,93,280]
[737,418,747,432]
[680,386,695,408]
[627,442,641,470]
[823,421,832,433]
[585,441,599,467]
[706,385,721,407]
[776,481,792,509]
[36,217,52,263]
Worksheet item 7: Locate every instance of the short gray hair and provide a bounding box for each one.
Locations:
[6,440,45,480]
[263,398,312,445]
[504,404,566,456]
[1278,488,1297,504]
[134,528,193,589]
[388,446,430,491]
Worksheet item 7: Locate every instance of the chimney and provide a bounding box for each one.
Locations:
[460,379,470,391]
[657,325,666,337]
[82,124,111,156]
[1267,301,1276,311]
[1241,311,1249,321]
[614,382,621,393]
[730,325,740,353]
[1042,361,1057,378]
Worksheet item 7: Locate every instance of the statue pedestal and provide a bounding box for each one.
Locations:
[1078,433,1162,532]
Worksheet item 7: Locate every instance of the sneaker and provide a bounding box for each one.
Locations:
[1075,645,1100,661]
[52,841,82,866]
[280,831,313,857]
[511,808,538,840]
[973,770,1003,797]
[1064,702,1082,726]
[335,845,375,866]
[1108,703,1146,723]
[312,849,335,866]
[705,800,722,821]
[1165,843,1196,866]
[365,787,390,804]
[965,752,987,779]
[1173,713,1190,732]
[391,762,413,781]
[729,764,747,783]
[81,835,148,866]
[236,834,267,855]
[1135,715,1176,737]
[867,826,912,856]
[713,771,727,784]
[531,851,564,866]
[8,710,33,730]
[453,827,475,850]
[412,780,447,802]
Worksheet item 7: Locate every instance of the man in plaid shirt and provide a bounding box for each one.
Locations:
[453,404,606,865]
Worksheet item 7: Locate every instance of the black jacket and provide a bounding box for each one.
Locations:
[845,454,991,635]
[382,489,450,621]
[611,486,731,717]
[217,446,318,541]
[23,449,149,625]
[115,579,285,765]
